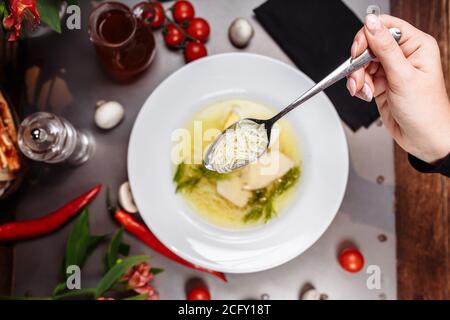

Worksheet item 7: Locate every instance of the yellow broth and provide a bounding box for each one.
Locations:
[174,99,301,229]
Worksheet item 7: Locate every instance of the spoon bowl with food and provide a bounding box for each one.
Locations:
[204,118,270,173]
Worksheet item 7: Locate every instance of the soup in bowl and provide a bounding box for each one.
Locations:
[172,98,302,229]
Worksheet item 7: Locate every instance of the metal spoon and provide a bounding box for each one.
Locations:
[205,28,402,173]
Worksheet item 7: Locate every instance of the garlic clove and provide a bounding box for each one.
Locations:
[118,181,138,214]
[95,100,107,108]
[94,101,124,130]
[301,288,322,300]
[229,18,254,48]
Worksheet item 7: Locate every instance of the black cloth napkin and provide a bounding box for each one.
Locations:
[254,0,379,131]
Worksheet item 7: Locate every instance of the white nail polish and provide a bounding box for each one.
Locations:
[357,83,373,102]
[346,78,357,96]
[351,41,358,58]
[365,14,383,35]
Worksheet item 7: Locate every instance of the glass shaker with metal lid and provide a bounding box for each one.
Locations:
[18,112,93,165]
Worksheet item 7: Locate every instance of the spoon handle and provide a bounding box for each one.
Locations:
[269,28,402,124]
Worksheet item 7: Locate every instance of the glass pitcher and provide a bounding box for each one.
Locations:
[88,2,156,82]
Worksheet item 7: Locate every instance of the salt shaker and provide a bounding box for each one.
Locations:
[18,112,94,165]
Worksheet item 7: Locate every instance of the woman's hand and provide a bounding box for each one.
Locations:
[348,14,450,164]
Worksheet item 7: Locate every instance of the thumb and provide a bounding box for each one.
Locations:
[364,14,410,79]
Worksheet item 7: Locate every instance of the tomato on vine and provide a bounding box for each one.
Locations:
[148,0,209,63]
[172,0,195,23]
[150,1,165,29]
[164,24,185,48]
[186,17,210,42]
[184,41,208,62]
[132,2,155,25]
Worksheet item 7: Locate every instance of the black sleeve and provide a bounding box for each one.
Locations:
[408,154,450,177]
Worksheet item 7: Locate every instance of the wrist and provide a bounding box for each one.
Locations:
[422,134,450,165]
[429,149,450,166]
[416,108,450,164]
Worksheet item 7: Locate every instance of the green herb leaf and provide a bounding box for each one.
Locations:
[176,176,200,193]
[193,164,230,181]
[150,267,164,275]
[52,288,96,300]
[173,163,185,183]
[274,166,301,196]
[64,209,106,273]
[263,200,275,223]
[104,228,125,272]
[53,210,105,296]
[52,282,67,296]
[37,0,62,33]
[64,209,90,268]
[124,293,149,300]
[0,2,7,29]
[243,166,300,223]
[243,207,263,222]
[173,162,230,193]
[95,255,150,298]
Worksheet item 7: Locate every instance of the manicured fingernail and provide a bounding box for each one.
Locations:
[365,14,383,35]
[346,78,357,96]
[356,83,373,102]
[351,41,358,59]
[368,63,378,75]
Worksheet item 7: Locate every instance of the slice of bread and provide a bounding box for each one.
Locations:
[0,91,21,179]
[0,92,17,144]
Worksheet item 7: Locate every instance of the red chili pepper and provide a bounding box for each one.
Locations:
[114,209,227,282]
[0,185,102,241]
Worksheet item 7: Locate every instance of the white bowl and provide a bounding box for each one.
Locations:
[128,53,349,273]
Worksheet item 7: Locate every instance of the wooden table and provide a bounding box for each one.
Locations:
[392,0,450,300]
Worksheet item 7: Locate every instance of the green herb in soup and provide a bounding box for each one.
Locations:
[243,166,300,223]
[173,162,230,193]
[173,162,300,224]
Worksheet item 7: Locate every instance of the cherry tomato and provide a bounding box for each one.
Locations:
[150,1,165,29]
[186,17,210,43]
[339,248,364,273]
[164,24,185,48]
[132,2,155,25]
[172,0,195,23]
[187,287,211,300]
[184,41,207,62]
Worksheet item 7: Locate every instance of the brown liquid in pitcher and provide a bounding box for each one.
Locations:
[98,9,134,44]
[94,8,155,81]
